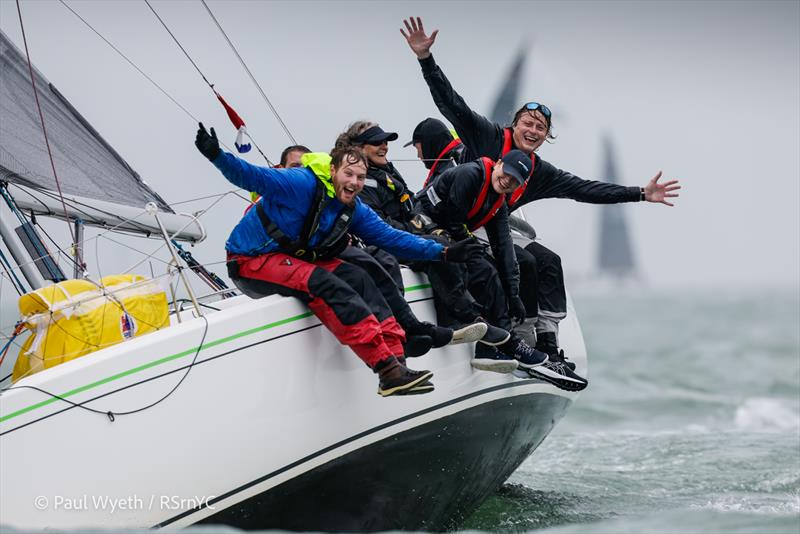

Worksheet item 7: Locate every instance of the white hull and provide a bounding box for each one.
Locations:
[0,270,587,531]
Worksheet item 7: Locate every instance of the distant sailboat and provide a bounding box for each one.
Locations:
[595,135,639,283]
[489,46,527,126]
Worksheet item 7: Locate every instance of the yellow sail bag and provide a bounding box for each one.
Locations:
[12,274,169,382]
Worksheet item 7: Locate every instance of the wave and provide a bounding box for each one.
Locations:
[735,397,800,433]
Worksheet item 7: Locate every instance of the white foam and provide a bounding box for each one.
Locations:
[734,397,800,433]
[692,494,800,515]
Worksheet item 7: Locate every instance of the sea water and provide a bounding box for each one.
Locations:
[2,290,798,533]
[462,290,800,533]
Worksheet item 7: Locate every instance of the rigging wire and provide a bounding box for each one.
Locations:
[57,0,197,124]
[3,314,209,422]
[14,0,76,246]
[143,0,275,165]
[55,0,236,155]
[200,0,297,145]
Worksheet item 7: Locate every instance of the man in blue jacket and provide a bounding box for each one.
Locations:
[195,124,482,397]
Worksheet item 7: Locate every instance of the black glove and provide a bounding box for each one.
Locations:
[195,122,221,161]
[441,238,484,262]
[508,295,526,324]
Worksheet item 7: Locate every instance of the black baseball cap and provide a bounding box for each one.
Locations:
[403,118,450,147]
[500,149,533,185]
[353,125,398,145]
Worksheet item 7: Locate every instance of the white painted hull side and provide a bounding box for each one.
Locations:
[0,271,587,530]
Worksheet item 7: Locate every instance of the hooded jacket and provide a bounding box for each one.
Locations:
[417,55,641,211]
[213,151,443,261]
[417,160,520,299]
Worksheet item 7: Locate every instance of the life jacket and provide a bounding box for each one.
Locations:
[366,165,415,219]
[466,157,506,231]
[423,137,463,187]
[254,153,353,262]
[500,128,537,210]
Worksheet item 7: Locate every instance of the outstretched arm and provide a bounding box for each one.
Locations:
[643,171,681,207]
[400,17,502,158]
[195,123,310,199]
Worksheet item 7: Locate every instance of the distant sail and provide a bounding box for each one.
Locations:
[0,30,171,212]
[596,135,637,278]
[489,46,527,126]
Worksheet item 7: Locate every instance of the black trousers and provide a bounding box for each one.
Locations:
[338,246,421,330]
[515,241,567,333]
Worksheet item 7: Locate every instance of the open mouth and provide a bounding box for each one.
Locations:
[523,134,538,145]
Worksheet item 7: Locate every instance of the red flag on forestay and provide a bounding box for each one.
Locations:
[215,90,251,153]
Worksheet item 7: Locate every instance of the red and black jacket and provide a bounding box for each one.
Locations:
[416,159,520,298]
[418,54,642,212]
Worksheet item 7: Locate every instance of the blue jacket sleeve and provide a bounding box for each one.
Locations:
[212,151,314,199]
[351,202,444,261]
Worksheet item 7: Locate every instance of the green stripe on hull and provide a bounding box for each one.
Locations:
[0,284,432,424]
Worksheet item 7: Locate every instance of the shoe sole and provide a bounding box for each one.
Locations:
[449,322,489,345]
[378,371,434,397]
[526,367,588,392]
[477,331,511,347]
[515,356,547,370]
[394,382,435,395]
[470,358,518,374]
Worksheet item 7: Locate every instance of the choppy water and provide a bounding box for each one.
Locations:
[3,291,799,533]
[462,290,800,533]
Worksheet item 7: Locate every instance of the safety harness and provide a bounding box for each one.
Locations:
[254,155,354,262]
[466,157,506,231]
[500,128,537,210]
[423,137,463,187]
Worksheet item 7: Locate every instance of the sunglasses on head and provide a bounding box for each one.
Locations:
[522,102,552,119]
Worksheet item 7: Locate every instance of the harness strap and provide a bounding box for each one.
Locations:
[466,158,506,231]
[254,181,353,261]
[501,128,536,209]
[423,138,463,187]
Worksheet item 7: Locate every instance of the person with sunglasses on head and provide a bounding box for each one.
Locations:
[336,121,515,351]
[195,123,485,397]
[401,17,680,373]
[416,149,588,391]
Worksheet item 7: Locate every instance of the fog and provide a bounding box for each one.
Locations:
[1,0,798,294]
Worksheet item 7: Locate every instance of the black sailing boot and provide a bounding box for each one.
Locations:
[375,356,433,397]
[536,332,576,371]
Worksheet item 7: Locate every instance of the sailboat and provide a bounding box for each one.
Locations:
[594,134,640,285]
[0,22,586,533]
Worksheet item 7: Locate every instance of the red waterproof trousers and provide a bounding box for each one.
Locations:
[228,252,405,367]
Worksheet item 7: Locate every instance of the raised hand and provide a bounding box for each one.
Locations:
[195,122,220,162]
[643,171,681,207]
[400,17,438,59]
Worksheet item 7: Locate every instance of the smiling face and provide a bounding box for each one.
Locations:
[330,159,368,205]
[491,161,521,194]
[362,140,389,166]
[512,110,549,154]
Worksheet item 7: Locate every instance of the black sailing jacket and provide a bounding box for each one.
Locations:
[418,55,642,211]
[417,161,520,298]
[359,162,417,233]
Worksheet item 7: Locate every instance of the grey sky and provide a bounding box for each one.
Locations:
[0,0,798,292]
